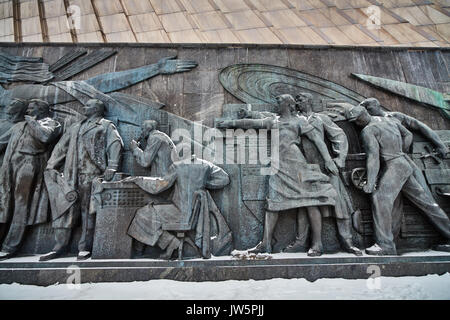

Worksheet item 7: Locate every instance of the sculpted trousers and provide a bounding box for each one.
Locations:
[127,204,177,250]
[52,175,95,252]
[295,211,353,248]
[372,157,450,252]
[2,153,38,253]
[390,158,436,239]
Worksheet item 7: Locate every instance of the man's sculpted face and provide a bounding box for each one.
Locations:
[83,99,104,118]
[276,94,296,114]
[5,100,27,122]
[361,98,383,116]
[295,93,313,114]
[28,101,49,119]
[142,120,157,137]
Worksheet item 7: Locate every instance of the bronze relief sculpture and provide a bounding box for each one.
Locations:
[0,51,448,264]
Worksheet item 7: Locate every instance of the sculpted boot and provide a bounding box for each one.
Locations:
[433,240,450,252]
[283,238,308,253]
[342,239,363,256]
[307,248,322,257]
[365,243,397,256]
[77,251,91,261]
[248,241,272,254]
[39,249,65,261]
[160,237,181,260]
[0,251,15,261]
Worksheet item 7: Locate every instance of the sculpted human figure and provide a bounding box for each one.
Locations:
[218,94,339,256]
[130,120,176,177]
[40,99,124,261]
[360,98,448,239]
[0,100,62,260]
[292,93,362,256]
[0,99,28,162]
[346,105,450,255]
[129,120,177,256]
[126,155,231,260]
[360,98,449,158]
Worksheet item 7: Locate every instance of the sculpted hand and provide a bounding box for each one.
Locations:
[363,182,375,194]
[325,159,339,176]
[104,168,116,182]
[130,139,139,151]
[215,119,233,128]
[157,56,198,75]
[436,145,449,158]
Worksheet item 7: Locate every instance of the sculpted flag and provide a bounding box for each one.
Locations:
[0,52,54,83]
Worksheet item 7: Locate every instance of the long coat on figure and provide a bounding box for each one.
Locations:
[0,119,61,226]
[46,118,123,228]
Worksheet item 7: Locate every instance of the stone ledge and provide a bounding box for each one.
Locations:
[0,252,449,286]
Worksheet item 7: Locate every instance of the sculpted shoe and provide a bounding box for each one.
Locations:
[77,251,91,261]
[248,241,272,254]
[345,246,363,256]
[433,243,450,252]
[283,238,308,253]
[342,240,363,256]
[365,244,397,256]
[39,250,63,262]
[307,248,322,257]
[0,251,15,261]
[160,238,181,260]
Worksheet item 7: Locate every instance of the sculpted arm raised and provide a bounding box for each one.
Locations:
[216,117,274,130]
[46,128,71,171]
[25,116,62,144]
[84,56,197,94]
[131,136,162,168]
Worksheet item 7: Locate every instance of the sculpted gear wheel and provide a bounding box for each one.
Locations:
[351,168,367,190]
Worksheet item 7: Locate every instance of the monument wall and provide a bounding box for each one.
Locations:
[1,43,448,129]
[0,43,448,260]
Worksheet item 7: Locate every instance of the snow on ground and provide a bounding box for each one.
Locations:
[0,273,449,300]
[0,250,449,299]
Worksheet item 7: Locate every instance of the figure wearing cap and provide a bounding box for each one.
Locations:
[347,105,450,255]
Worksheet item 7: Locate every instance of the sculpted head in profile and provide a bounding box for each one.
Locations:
[83,99,105,119]
[27,99,51,120]
[5,99,28,123]
[359,97,384,117]
[275,94,297,116]
[295,92,314,115]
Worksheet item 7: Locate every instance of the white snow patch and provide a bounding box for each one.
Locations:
[0,273,449,300]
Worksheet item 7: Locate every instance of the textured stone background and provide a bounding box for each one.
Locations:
[0,43,449,256]
[1,43,449,129]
